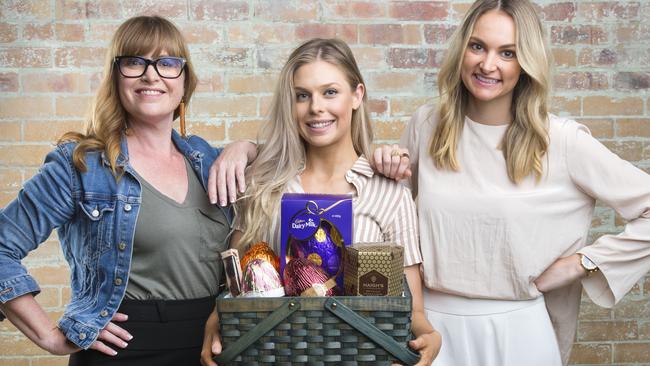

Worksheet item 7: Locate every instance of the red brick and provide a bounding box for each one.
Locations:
[186,121,225,142]
[617,23,650,43]
[54,47,105,68]
[374,120,407,140]
[579,298,613,320]
[0,72,18,92]
[359,24,421,45]
[23,23,54,40]
[617,118,650,138]
[578,320,638,341]
[0,168,21,189]
[32,358,70,366]
[22,73,91,93]
[181,23,223,44]
[35,287,61,308]
[30,265,70,286]
[86,22,118,42]
[191,1,249,21]
[0,145,53,166]
[602,140,644,162]
[0,47,51,68]
[0,358,28,365]
[122,0,187,18]
[227,24,295,44]
[579,1,640,21]
[295,24,357,44]
[192,96,257,117]
[0,333,45,356]
[350,47,386,69]
[55,23,85,42]
[424,24,456,45]
[389,48,443,69]
[552,48,577,67]
[584,96,644,116]
[55,96,92,118]
[194,72,224,93]
[550,96,581,116]
[366,72,420,93]
[613,343,650,363]
[256,48,292,70]
[24,121,84,142]
[391,97,430,117]
[615,72,650,90]
[1,0,52,20]
[228,74,276,94]
[228,120,263,140]
[55,0,120,19]
[553,72,608,90]
[0,121,20,142]
[576,118,614,139]
[367,98,388,115]
[567,343,611,364]
[0,96,53,118]
[323,2,386,19]
[551,25,608,45]
[389,1,448,21]
[193,47,250,68]
[0,23,18,42]
[539,2,576,21]
[254,1,317,22]
[451,3,472,21]
[578,48,618,67]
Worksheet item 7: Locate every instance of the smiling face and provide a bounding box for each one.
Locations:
[461,9,522,109]
[117,50,185,127]
[293,60,364,152]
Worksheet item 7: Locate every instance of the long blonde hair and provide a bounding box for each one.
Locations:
[237,38,371,249]
[431,0,551,183]
[59,16,198,175]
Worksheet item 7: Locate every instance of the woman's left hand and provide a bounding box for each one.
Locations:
[372,144,412,181]
[392,330,442,366]
[207,140,257,207]
[534,254,586,293]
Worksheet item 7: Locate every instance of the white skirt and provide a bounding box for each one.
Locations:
[424,289,562,366]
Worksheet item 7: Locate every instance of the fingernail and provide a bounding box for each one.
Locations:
[220,201,226,207]
[210,197,217,204]
[229,198,235,203]
[127,334,134,340]
[112,350,118,356]
[122,342,128,348]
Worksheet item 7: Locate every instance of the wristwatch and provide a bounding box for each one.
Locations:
[579,254,599,276]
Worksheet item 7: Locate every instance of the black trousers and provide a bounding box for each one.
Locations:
[69,296,215,366]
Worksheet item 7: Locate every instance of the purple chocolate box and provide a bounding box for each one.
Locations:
[280,193,353,290]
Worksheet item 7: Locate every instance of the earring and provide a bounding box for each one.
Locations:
[179,99,186,137]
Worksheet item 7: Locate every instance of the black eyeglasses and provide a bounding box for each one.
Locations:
[114,56,187,79]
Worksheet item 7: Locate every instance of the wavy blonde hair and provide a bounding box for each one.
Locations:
[431,0,551,183]
[237,38,372,249]
[59,16,198,175]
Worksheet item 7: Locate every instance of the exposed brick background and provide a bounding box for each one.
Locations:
[0,1,648,365]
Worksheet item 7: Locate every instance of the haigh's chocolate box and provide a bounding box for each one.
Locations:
[344,243,403,297]
[280,193,353,291]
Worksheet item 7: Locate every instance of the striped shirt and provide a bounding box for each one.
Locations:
[235,156,422,266]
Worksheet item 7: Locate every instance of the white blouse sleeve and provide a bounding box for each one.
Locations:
[567,123,650,307]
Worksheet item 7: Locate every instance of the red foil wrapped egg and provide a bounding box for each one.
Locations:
[283,257,335,297]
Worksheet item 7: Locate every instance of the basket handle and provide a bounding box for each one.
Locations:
[324,298,421,366]
[213,299,301,365]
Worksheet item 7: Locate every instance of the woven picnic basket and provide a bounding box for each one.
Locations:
[213,280,420,366]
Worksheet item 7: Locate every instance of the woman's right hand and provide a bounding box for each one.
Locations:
[372,144,412,181]
[86,312,132,356]
[200,308,222,366]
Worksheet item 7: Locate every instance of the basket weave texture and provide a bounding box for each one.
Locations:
[216,288,417,366]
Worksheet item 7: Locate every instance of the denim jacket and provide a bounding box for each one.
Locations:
[0,130,231,349]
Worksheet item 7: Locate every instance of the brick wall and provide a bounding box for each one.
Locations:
[0,1,648,365]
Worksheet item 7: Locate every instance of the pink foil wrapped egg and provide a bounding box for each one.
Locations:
[283,257,336,297]
[241,259,285,298]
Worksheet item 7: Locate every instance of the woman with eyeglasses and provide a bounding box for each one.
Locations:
[0,16,247,366]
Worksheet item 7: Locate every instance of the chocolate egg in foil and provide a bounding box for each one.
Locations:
[288,220,343,278]
[241,258,285,298]
[283,257,335,297]
[241,241,280,273]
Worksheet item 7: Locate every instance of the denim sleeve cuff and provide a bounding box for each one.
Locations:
[58,316,100,349]
[0,274,41,304]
